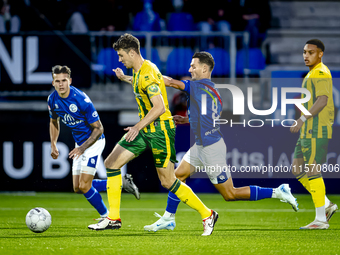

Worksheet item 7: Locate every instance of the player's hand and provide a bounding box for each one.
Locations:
[124,126,139,142]
[51,146,59,159]
[173,115,189,125]
[112,68,125,80]
[290,119,303,133]
[69,146,85,160]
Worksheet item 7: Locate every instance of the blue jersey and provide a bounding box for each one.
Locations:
[182,79,223,146]
[47,86,104,146]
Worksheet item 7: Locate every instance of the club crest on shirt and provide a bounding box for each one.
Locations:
[69,104,78,113]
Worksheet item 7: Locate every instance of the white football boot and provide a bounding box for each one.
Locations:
[275,184,299,212]
[88,217,121,230]
[300,219,329,229]
[202,210,219,236]
[325,202,338,222]
[144,212,176,232]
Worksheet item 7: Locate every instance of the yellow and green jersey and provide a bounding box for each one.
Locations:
[300,62,334,139]
[132,60,174,133]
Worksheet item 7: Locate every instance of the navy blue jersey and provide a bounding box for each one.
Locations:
[182,79,223,146]
[48,86,104,145]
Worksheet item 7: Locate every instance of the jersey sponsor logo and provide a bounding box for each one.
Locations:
[92,111,98,118]
[69,104,78,113]
[62,114,84,126]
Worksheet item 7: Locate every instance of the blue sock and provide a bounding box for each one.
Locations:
[92,179,107,192]
[165,192,181,214]
[249,186,273,201]
[83,186,108,216]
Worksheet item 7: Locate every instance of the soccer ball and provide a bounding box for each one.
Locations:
[25,207,52,233]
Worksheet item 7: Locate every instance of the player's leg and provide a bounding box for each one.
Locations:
[79,172,108,218]
[91,174,140,199]
[156,162,217,236]
[144,159,193,232]
[75,138,108,219]
[299,138,330,229]
[88,132,146,230]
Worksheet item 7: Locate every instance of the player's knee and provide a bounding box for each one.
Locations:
[78,182,91,194]
[223,189,236,201]
[160,180,173,190]
[73,186,82,194]
[175,172,188,182]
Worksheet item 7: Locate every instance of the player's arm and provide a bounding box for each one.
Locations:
[173,115,189,125]
[163,76,185,90]
[69,120,104,159]
[113,68,133,84]
[290,95,328,133]
[50,117,60,159]
[124,94,166,142]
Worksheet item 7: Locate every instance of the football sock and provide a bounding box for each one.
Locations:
[309,174,325,208]
[249,186,273,201]
[315,205,327,222]
[83,186,108,216]
[309,174,326,214]
[165,192,181,215]
[92,179,107,192]
[170,179,211,219]
[296,172,311,193]
[106,168,122,220]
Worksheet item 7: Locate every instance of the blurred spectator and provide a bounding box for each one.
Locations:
[133,0,161,31]
[231,0,272,48]
[0,0,21,33]
[183,0,232,33]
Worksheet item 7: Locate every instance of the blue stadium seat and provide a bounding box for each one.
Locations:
[133,10,161,31]
[166,48,194,77]
[140,48,161,68]
[96,48,126,75]
[167,12,196,31]
[236,48,266,76]
[207,48,230,76]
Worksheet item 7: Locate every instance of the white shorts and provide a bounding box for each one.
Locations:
[183,138,230,184]
[72,138,105,176]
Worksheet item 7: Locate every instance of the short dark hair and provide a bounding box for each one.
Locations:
[306,39,325,52]
[192,51,215,72]
[113,33,140,55]
[52,65,71,78]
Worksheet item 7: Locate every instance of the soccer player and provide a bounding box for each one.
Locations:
[290,39,338,229]
[143,52,298,232]
[88,34,218,236]
[48,65,140,222]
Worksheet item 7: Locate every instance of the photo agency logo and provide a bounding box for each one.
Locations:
[203,84,312,128]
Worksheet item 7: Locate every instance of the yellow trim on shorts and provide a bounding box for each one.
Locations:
[309,138,316,164]
[162,123,171,168]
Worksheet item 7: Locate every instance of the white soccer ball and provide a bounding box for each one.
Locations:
[25,207,52,233]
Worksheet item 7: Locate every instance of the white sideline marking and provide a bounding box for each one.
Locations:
[0,208,314,212]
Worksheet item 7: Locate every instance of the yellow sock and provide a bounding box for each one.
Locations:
[296,172,311,193]
[106,168,122,220]
[170,179,211,219]
[309,174,325,208]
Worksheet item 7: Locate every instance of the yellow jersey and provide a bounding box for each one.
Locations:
[132,60,174,133]
[300,62,334,139]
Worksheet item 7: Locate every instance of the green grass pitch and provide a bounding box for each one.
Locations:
[1,192,339,254]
